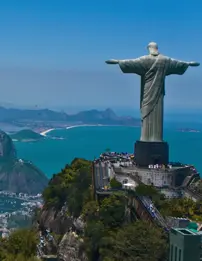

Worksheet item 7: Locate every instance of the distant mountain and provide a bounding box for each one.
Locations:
[0,106,140,126]
[0,160,48,194]
[0,106,68,122]
[0,130,48,194]
[67,108,138,125]
[10,129,44,141]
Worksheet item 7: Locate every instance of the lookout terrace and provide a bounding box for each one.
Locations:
[93,151,200,194]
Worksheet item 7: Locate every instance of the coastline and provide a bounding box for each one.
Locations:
[40,125,104,136]
[40,124,139,136]
[40,124,105,136]
[66,124,104,130]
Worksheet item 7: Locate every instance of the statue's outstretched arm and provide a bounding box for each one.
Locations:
[187,61,200,67]
[167,58,200,76]
[105,59,119,64]
[106,57,145,75]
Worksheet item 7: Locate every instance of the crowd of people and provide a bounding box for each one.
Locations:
[99,151,134,161]
[148,164,168,170]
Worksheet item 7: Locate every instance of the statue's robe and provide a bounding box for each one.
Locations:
[119,54,189,142]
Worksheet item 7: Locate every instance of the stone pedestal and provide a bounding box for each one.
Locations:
[134,140,169,167]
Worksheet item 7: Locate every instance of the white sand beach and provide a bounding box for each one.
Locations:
[66,124,103,130]
[40,128,55,136]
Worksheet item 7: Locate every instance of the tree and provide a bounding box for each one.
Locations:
[42,158,92,214]
[159,197,202,221]
[71,158,91,172]
[99,192,126,228]
[84,221,106,261]
[42,167,75,209]
[67,165,92,217]
[100,221,168,261]
[83,192,128,260]
[110,177,122,189]
[82,200,99,222]
[135,184,159,197]
[3,254,40,261]
[0,229,38,260]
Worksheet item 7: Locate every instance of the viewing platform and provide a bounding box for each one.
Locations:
[92,151,200,200]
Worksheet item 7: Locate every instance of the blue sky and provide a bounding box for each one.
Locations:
[0,0,201,114]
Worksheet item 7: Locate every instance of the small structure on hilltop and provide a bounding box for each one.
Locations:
[92,152,199,195]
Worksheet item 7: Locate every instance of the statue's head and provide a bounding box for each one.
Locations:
[147,42,159,56]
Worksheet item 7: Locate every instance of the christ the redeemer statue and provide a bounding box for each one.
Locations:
[106,42,200,142]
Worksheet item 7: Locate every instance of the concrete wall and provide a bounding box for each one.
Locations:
[94,162,191,190]
[93,161,116,190]
[113,166,173,187]
[173,167,191,187]
[137,169,173,187]
[160,189,180,199]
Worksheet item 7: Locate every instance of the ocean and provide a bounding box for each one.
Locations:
[14,125,202,178]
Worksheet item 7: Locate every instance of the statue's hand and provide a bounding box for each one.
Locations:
[105,59,119,64]
[188,61,200,67]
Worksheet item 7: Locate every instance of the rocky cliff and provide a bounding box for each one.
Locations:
[39,205,73,235]
[37,158,93,261]
[0,129,48,194]
[38,205,87,261]
[58,232,87,261]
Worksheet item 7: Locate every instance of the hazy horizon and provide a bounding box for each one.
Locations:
[1,102,202,123]
[0,1,201,110]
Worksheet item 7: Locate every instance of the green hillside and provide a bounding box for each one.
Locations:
[11,129,44,141]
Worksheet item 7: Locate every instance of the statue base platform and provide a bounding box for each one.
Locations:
[134,140,169,167]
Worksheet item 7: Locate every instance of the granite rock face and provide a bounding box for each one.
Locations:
[57,232,87,261]
[0,130,48,194]
[39,205,74,235]
[73,216,85,233]
[39,205,87,260]
[39,205,85,235]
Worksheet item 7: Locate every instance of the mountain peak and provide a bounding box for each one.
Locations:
[102,108,118,120]
[0,130,48,194]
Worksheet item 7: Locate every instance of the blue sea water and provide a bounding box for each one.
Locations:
[14,125,202,178]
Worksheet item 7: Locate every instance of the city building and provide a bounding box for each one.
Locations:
[169,228,202,261]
